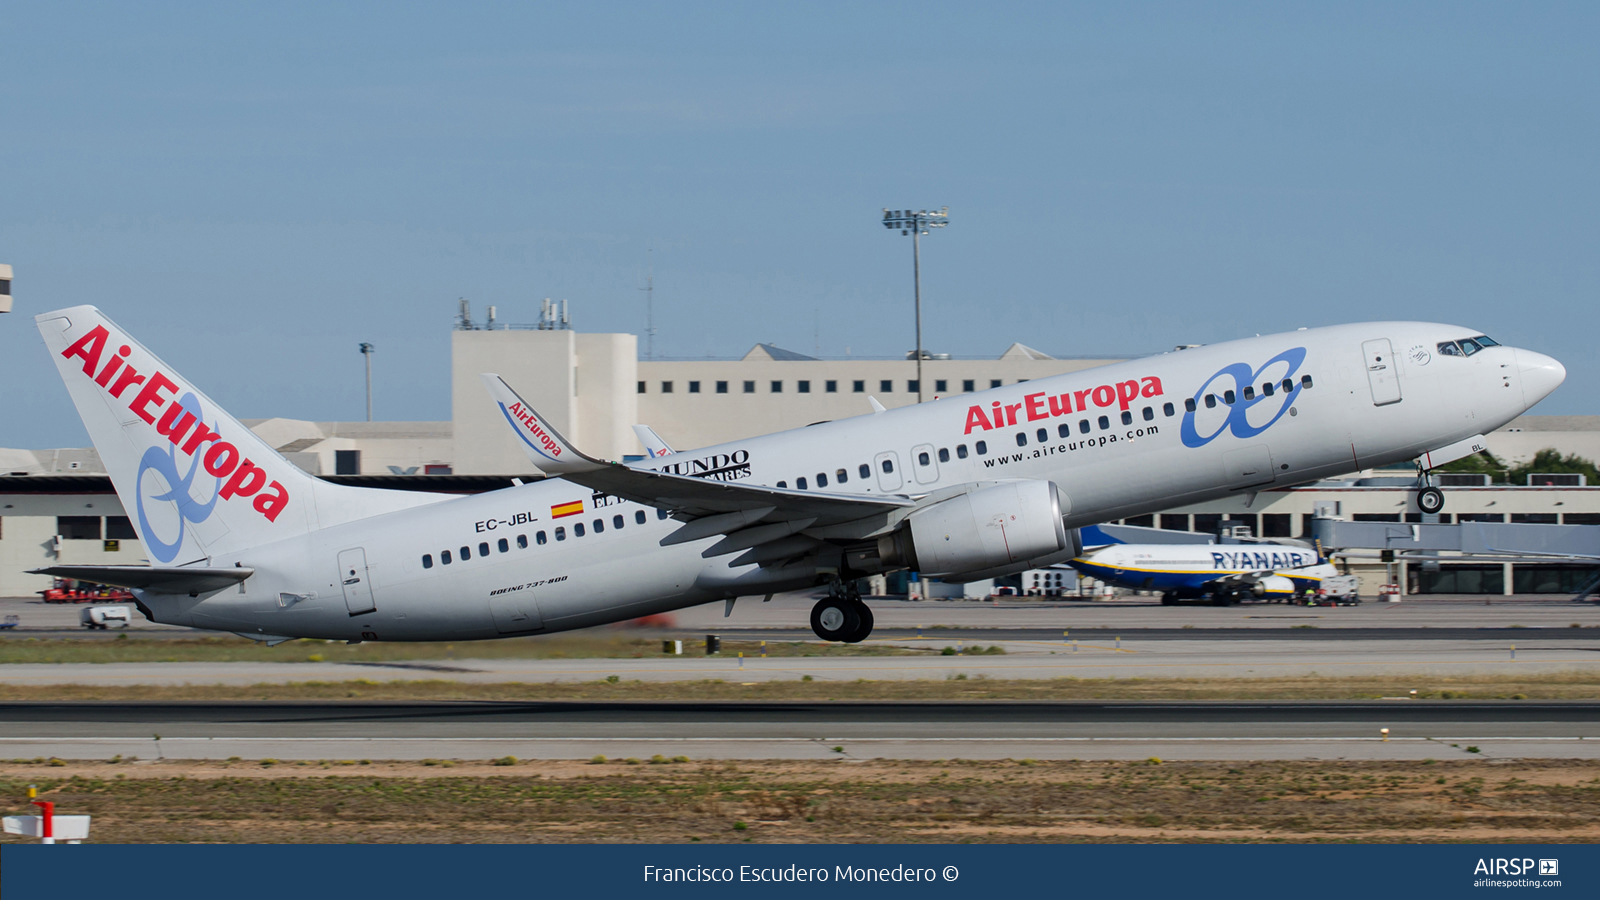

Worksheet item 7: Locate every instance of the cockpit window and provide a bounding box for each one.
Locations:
[1459,338,1483,356]
[1437,341,1462,356]
[1474,334,1499,347]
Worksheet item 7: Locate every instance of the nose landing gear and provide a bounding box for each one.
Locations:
[810,578,874,643]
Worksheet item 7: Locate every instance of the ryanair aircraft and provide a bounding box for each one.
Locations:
[32,306,1562,644]
[1069,542,1337,605]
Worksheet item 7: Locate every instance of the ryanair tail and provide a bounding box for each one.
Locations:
[36,306,441,568]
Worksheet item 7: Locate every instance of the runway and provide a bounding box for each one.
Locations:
[3,700,1596,762]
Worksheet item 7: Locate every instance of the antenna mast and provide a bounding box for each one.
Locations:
[640,249,656,359]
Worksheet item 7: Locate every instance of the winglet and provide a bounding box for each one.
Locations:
[631,424,675,459]
[480,374,608,475]
[868,396,887,414]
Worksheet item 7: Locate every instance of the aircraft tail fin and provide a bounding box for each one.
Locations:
[631,424,675,459]
[36,306,441,566]
[480,374,609,475]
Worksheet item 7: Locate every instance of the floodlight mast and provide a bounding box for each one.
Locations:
[359,342,375,421]
[881,207,948,402]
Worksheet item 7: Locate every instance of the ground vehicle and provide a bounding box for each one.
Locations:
[1312,574,1361,606]
[80,606,132,629]
[40,579,134,603]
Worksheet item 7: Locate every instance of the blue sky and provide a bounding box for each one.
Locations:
[2,2,1596,447]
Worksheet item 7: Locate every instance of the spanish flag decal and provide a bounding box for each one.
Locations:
[551,500,584,519]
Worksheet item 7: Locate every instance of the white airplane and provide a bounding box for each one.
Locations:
[31,306,1563,644]
[1068,542,1338,605]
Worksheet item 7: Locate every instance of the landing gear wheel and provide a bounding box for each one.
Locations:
[811,597,862,643]
[1418,487,1445,514]
[848,600,874,643]
[1161,593,1179,606]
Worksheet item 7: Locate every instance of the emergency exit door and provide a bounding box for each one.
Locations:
[337,548,376,615]
[1361,339,1402,406]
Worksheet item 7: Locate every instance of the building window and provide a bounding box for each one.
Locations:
[771,380,783,393]
[990,379,1002,389]
[1511,513,1558,524]
[716,381,729,393]
[963,380,975,392]
[797,380,811,393]
[935,380,947,393]
[335,449,361,475]
[853,380,865,393]
[1262,514,1292,537]
[57,516,101,540]
[422,554,433,569]
[743,381,756,393]
[688,381,700,393]
[662,381,674,393]
[105,516,137,539]
[1160,514,1189,531]
[880,380,893,392]
[826,380,838,393]
[907,380,919,393]
[637,381,646,393]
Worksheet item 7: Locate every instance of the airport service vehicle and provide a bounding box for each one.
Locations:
[39,578,134,603]
[79,606,132,629]
[1314,574,1362,606]
[31,306,1563,644]
[1070,543,1337,605]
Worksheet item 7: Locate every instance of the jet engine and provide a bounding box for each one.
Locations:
[877,480,1071,576]
[1250,575,1297,598]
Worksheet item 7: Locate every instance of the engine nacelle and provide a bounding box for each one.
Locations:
[1251,575,1297,598]
[878,480,1069,576]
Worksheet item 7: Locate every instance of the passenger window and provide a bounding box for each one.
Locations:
[614,514,624,529]
[479,541,490,557]
[1035,428,1047,443]
[1015,432,1027,447]
[1261,382,1274,397]
[1301,374,1313,388]
[1120,411,1132,426]
[976,441,988,455]
[817,472,828,486]
[881,459,894,473]
[1143,406,1154,421]
[956,444,968,459]
[776,480,787,488]
[1185,398,1197,412]
[797,477,808,490]
[460,546,471,560]
[497,538,509,553]
[1205,394,1217,408]
[1163,402,1175,416]
[1223,390,1236,404]
[517,534,528,549]
[1098,415,1110,430]
[836,468,848,483]
[442,550,452,564]
[536,531,547,545]
[1281,378,1294,393]
[858,463,871,478]
[919,451,931,465]
[1079,419,1090,434]
[574,523,586,537]
[422,554,433,569]
[937,448,949,463]
[1243,386,1254,401]
[658,508,670,519]
[593,519,604,534]
[1058,423,1070,439]
[555,527,566,541]
[635,510,646,525]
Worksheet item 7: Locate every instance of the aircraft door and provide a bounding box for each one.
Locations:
[910,443,940,485]
[489,591,544,634]
[874,451,903,492]
[1361,339,1402,406]
[337,548,376,615]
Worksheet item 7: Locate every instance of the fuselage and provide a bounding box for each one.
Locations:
[1070,543,1337,599]
[152,321,1563,641]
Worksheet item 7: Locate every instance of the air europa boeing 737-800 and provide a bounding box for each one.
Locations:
[32,307,1563,644]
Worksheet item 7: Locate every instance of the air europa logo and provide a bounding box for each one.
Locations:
[963,377,1165,434]
[501,401,562,462]
[1180,347,1306,449]
[59,325,291,560]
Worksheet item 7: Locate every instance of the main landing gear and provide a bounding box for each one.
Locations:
[1418,486,1445,515]
[810,578,874,643]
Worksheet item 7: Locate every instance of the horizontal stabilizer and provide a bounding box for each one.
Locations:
[30,565,253,595]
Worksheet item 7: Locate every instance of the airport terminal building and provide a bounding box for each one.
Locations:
[3,310,1598,598]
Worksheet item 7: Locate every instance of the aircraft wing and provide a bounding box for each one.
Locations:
[482,375,915,532]
[29,565,254,595]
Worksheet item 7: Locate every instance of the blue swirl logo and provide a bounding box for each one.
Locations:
[134,392,221,563]
[1180,347,1306,449]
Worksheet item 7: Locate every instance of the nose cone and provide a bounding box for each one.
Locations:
[1515,349,1566,407]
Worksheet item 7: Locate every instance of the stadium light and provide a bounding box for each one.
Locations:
[880,207,949,402]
